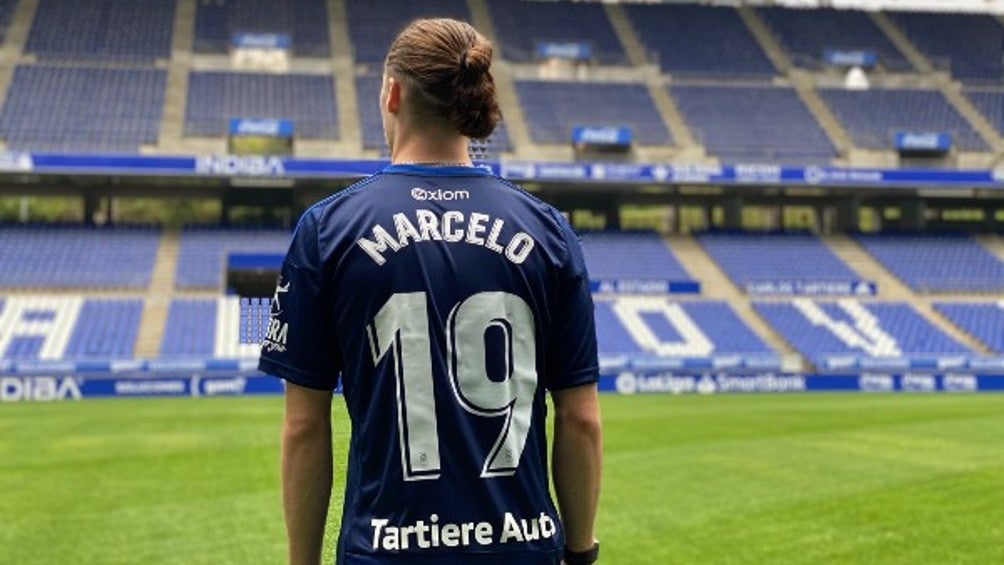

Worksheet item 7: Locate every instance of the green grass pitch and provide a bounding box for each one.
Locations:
[2,393,1003,564]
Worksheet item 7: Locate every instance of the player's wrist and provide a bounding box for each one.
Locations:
[564,539,599,565]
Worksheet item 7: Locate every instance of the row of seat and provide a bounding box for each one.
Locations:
[3,64,994,160]
[1,227,1000,294]
[2,295,1002,366]
[13,0,1002,82]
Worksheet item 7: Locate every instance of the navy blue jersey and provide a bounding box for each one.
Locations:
[259,164,598,565]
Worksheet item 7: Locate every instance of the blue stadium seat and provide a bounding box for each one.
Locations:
[697,232,858,290]
[855,233,1004,293]
[935,302,1004,353]
[175,226,291,289]
[0,224,160,288]
[580,231,691,282]
[755,299,971,368]
[671,85,835,164]
[194,0,330,57]
[819,88,988,151]
[26,0,175,61]
[888,11,1003,84]
[624,3,775,77]
[965,88,1004,136]
[595,298,775,359]
[757,7,911,71]
[0,66,167,153]
[515,80,672,145]
[486,0,628,64]
[185,72,339,139]
[345,0,471,64]
[0,296,142,360]
[161,299,218,356]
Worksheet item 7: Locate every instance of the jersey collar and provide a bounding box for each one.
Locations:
[381,163,495,177]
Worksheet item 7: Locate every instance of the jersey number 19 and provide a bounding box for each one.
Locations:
[367,291,538,482]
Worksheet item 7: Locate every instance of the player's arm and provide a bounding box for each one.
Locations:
[551,382,602,554]
[282,382,333,565]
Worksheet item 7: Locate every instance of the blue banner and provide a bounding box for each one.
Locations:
[894,131,952,153]
[536,42,592,60]
[589,278,700,294]
[600,372,1004,395]
[4,372,1002,401]
[0,152,1002,188]
[228,118,294,137]
[824,49,877,68]
[571,126,632,147]
[232,33,291,50]
[744,280,876,296]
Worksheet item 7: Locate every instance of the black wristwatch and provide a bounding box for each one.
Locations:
[564,540,599,565]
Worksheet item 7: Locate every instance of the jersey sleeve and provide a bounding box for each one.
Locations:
[258,212,342,390]
[544,216,600,390]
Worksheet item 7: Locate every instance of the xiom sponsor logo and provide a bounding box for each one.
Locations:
[410,187,470,201]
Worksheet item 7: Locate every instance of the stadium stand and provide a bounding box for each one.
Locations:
[161,299,217,357]
[0,0,16,42]
[855,233,1004,293]
[175,226,290,289]
[0,65,166,153]
[935,302,1004,353]
[161,297,260,358]
[579,231,691,282]
[26,0,175,61]
[756,7,911,71]
[964,88,1004,135]
[755,299,972,368]
[486,0,628,64]
[623,3,775,77]
[184,71,338,139]
[194,0,330,57]
[355,74,512,153]
[671,85,836,164]
[515,80,673,145]
[696,232,859,290]
[818,88,989,151]
[64,299,143,358]
[595,297,776,359]
[887,11,1004,84]
[345,0,471,64]
[0,225,159,288]
[0,296,141,359]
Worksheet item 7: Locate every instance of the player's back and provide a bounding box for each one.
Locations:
[260,164,597,564]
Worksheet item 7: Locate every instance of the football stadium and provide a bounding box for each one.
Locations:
[1,0,1003,563]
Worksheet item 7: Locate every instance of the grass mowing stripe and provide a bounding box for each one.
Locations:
[1,394,1002,564]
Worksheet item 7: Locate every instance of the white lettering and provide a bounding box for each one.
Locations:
[359,210,536,266]
[393,212,422,247]
[466,213,489,245]
[415,209,443,241]
[356,225,402,266]
[442,211,464,242]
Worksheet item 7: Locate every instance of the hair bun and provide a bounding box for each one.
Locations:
[459,42,491,78]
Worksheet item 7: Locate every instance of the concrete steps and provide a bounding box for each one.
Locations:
[976,233,1004,262]
[329,0,362,154]
[736,5,791,75]
[134,230,180,358]
[158,0,195,151]
[870,12,933,73]
[789,70,853,158]
[664,235,801,362]
[0,0,39,108]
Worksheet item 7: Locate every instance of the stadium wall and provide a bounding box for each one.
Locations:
[3,370,1003,402]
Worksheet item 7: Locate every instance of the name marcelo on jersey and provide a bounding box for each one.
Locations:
[356,209,536,266]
